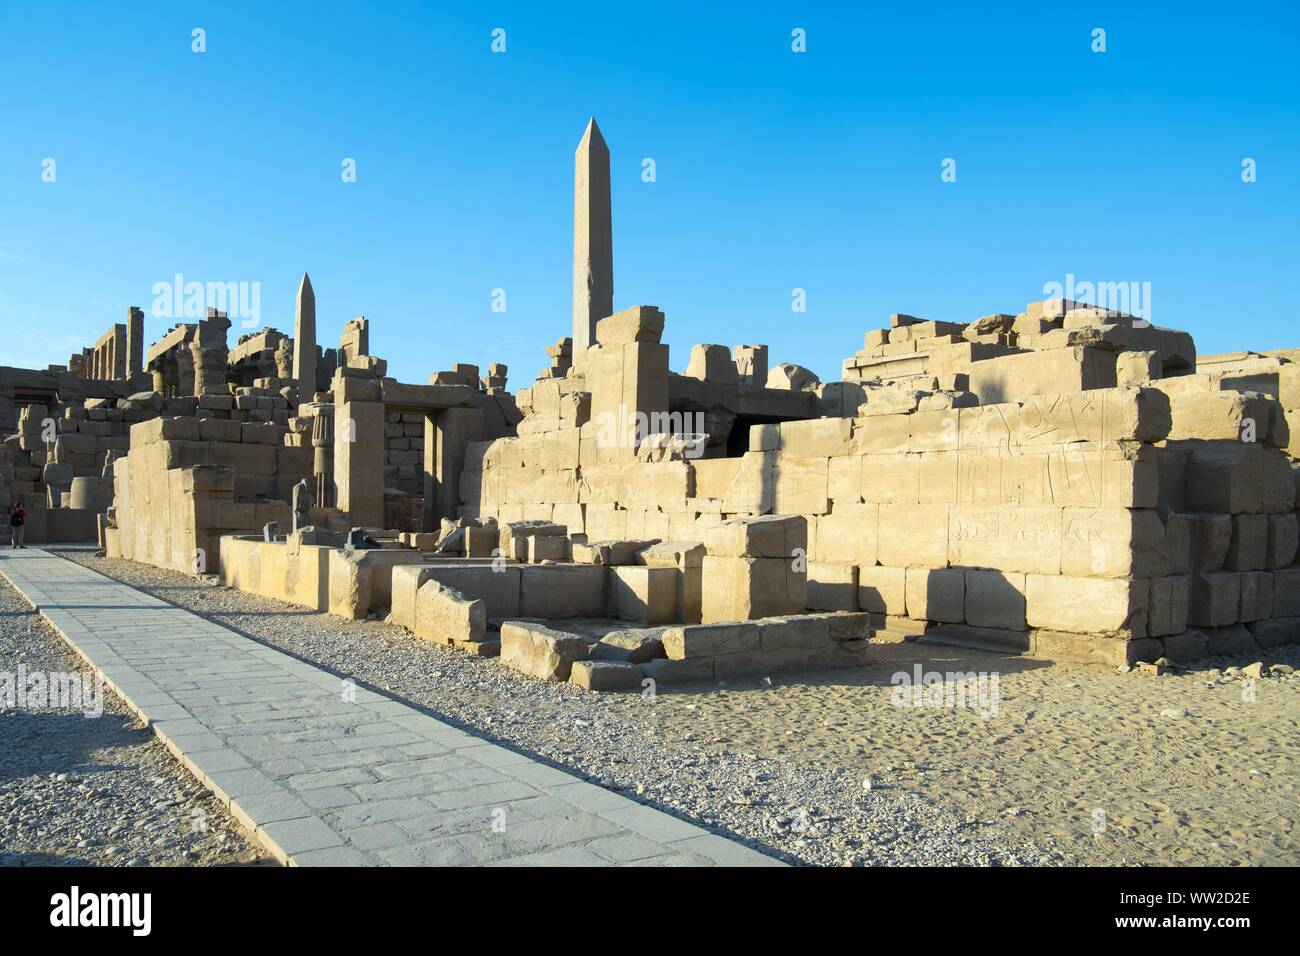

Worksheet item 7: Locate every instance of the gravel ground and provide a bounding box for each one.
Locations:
[54,549,1058,866]
[0,572,271,867]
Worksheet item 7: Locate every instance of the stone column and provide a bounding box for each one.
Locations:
[126,307,145,379]
[572,117,613,353]
[292,273,317,406]
[335,399,385,528]
[310,403,336,508]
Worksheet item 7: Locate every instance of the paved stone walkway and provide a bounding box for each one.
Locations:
[0,549,780,867]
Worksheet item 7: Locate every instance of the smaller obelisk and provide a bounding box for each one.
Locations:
[573,118,613,352]
[292,272,317,404]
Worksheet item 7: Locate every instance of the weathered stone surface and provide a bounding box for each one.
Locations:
[858,565,906,616]
[414,580,486,645]
[499,621,590,681]
[1025,575,1148,637]
[700,555,806,623]
[661,622,760,659]
[904,568,964,624]
[589,628,667,663]
[963,570,1027,630]
[568,659,644,691]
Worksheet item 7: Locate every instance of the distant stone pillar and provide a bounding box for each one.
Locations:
[126,307,145,378]
[572,118,613,353]
[310,403,336,508]
[292,273,317,406]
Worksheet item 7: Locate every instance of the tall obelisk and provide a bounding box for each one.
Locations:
[573,118,613,352]
[293,272,317,404]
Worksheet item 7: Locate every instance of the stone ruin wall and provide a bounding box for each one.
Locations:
[458,298,1300,666]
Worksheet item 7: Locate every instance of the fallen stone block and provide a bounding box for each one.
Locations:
[499,621,590,681]
[589,628,667,663]
[568,660,645,691]
[414,580,486,645]
[640,657,715,685]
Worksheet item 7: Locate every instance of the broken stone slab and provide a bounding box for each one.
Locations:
[588,627,668,663]
[499,621,590,681]
[414,579,486,645]
[568,660,644,691]
[766,362,820,391]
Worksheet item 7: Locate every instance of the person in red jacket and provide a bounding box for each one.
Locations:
[9,503,26,549]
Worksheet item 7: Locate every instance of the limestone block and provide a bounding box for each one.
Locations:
[1060,508,1167,578]
[855,413,912,454]
[879,504,949,568]
[607,565,678,625]
[827,455,863,506]
[1203,624,1258,657]
[499,622,589,681]
[963,570,1027,630]
[518,564,605,618]
[589,628,666,663]
[1224,514,1268,571]
[704,514,806,559]
[528,534,569,563]
[1184,443,1295,515]
[463,526,498,558]
[413,580,486,644]
[1238,570,1273,622]
[700,555,806,623]
[1017,387,1171,446]
[1030,630,1162,667]
[948,506,1058,574]
[1169,513,1232,572]
[684,344,739,384]
[1161,629,1209,662]
[1273,568,1300,617]
[773,456,829,515]
[662,622,760,659]
[857,565,906,616]
[426,565,520,619]
[1148,576,1191,637]
[907,409,960,453]
[1248,617,1300,648]
[778,418,853,458]
[1116,350,1160,386]
[732,344,769,384]
[807,562,859,612]
[595,306,665,345]
[720,451,777,513]
[905,568,964,623]
[1025,575,1148,637]
[1189,571,1241,628]
[1266,513,1299,569]
[568,660,644,691]
[812,504,878,567]
[1166,390,1278,443]
[861,453,920,504]
[635,540,704,624]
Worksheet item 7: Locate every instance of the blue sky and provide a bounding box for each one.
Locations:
[1,1,1297,384]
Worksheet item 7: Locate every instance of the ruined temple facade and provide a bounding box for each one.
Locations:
[8,116,1296,688]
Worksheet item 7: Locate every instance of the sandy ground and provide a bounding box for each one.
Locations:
[41,548,1300,866]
